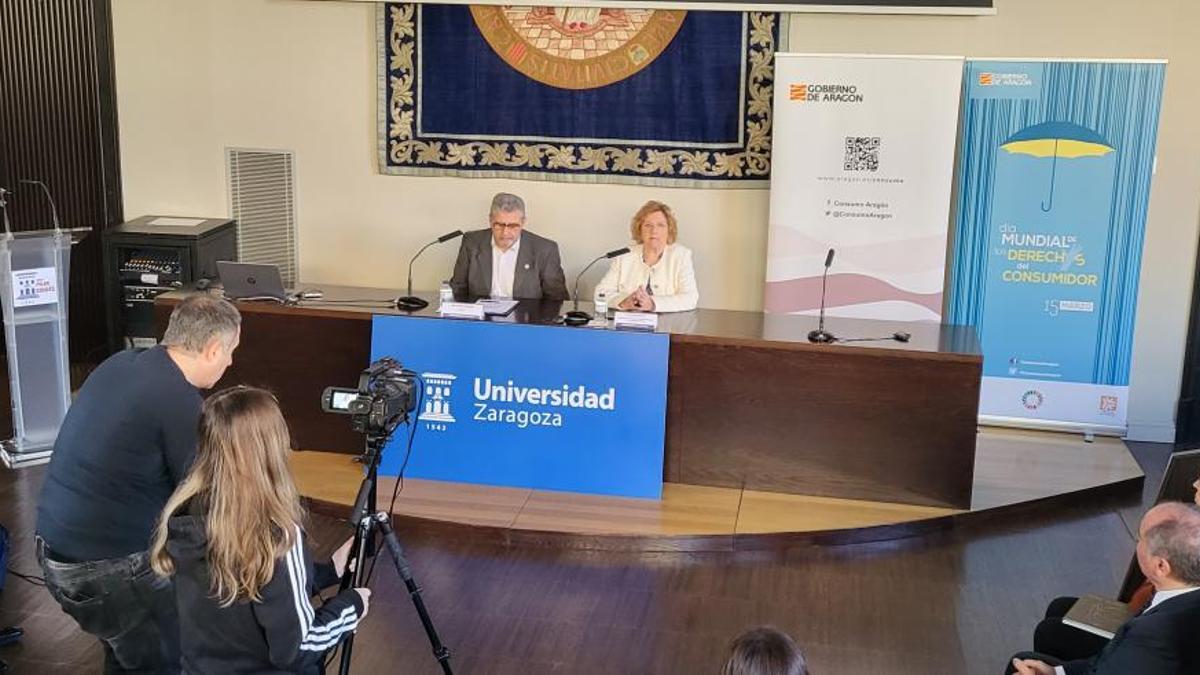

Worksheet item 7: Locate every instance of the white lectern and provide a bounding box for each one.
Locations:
[0,225,89,468]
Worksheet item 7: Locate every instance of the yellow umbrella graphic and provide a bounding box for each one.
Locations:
[1000,122,1114,212]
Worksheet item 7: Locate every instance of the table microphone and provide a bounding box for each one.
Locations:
[807,248,837,343]
[395,229,464,311]
[565,246,630,327]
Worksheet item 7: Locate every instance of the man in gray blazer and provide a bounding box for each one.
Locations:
[450,193,569,301]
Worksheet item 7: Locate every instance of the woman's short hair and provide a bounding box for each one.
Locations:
[721,626,809,675]
[630,200,678,245]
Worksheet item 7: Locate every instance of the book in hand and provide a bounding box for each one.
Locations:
[1062,595,1133,640]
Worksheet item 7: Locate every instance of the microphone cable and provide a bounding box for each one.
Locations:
[298,299,396,304]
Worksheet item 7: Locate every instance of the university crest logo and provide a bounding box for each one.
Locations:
[470,6,686,90]
[418,372,457,424]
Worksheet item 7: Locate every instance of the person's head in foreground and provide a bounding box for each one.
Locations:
[722,626,810,675]
[1135,502,1200,592]
[161,293,242,390]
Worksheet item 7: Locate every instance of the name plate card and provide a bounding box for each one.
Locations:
[438,301,485,320]
[613,311,658,331]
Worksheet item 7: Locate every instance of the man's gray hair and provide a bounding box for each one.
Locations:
[1144,502,1200,585]
[489,192,526,219]
[161,294,241,353]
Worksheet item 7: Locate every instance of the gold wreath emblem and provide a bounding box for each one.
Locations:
[470,6,687,90]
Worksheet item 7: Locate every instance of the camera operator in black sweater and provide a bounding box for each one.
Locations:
[36,294,241,674]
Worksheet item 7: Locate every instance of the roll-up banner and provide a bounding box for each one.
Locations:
[948,59,1167,433]
[764,54,964,322]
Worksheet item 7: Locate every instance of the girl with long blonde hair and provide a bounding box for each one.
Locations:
[150,386,369,673]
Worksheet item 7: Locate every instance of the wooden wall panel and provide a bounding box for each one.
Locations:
[0,0,122,362]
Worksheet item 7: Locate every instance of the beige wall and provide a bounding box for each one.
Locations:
[112,0,1200,441]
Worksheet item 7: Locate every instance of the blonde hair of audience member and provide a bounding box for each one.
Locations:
[722,626,809,675]
[629,200,679,248]
[149,387,304,607]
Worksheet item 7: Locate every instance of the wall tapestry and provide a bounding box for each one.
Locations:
[377,3,783,187]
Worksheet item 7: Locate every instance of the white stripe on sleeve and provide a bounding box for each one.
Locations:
[282,525,361,652]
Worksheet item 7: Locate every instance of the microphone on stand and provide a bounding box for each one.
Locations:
[564,246,630,327]
[395,229,464,311]
[0,187,13,238]
[807,248,837,344]
[19,179,62,233]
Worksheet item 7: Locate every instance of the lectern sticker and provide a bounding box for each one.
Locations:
[11,267,59,308]
[370,316,669,499]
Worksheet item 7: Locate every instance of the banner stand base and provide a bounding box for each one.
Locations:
[980,415,1126,439]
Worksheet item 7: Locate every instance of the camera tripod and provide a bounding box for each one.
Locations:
[334,432,452,675]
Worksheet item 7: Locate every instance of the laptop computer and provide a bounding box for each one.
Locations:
[216,261,289,302]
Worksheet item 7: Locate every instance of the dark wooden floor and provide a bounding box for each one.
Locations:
[0,441,1170,674]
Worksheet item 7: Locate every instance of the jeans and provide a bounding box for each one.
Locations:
[36,537,181,674]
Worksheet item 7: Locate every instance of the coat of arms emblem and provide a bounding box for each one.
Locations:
[470,6,687,90]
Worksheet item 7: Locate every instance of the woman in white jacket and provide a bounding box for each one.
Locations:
[594,200,699,313]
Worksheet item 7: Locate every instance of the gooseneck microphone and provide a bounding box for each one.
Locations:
[807,248,837,344]
[395,229,464,311]
[0,186,12,238]
[565,246,630,327]
[19,179,62,233]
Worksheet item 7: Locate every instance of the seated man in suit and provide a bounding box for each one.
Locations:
[1007,501,1200,675]
[450,192,568,301]
[1029,471,1200,661]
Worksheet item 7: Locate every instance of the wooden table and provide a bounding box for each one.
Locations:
[156,285,982,508]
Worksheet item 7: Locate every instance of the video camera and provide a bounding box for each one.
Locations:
[321,357,417,438]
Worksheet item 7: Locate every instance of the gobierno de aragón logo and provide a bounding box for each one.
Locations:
[978,72,1034,87]
[788,82,864,103]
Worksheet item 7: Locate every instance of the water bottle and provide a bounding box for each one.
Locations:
[594,292,608,323]
[439,281,453,305]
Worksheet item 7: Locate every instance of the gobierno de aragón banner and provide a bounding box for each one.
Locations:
[947,59,1167,433]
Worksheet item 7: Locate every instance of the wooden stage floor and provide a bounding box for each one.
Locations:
[0,439,1162,674]
[294,427,1143,545]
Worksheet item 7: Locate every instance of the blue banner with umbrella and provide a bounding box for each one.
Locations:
[948,60,1166,432]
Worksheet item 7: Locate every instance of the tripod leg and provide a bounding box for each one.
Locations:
[375,514,453,675]
[337,515,375,675]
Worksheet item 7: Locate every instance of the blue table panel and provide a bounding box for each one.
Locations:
[370,316,669,499]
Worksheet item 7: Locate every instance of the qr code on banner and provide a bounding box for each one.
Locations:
[844,136,880,172]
